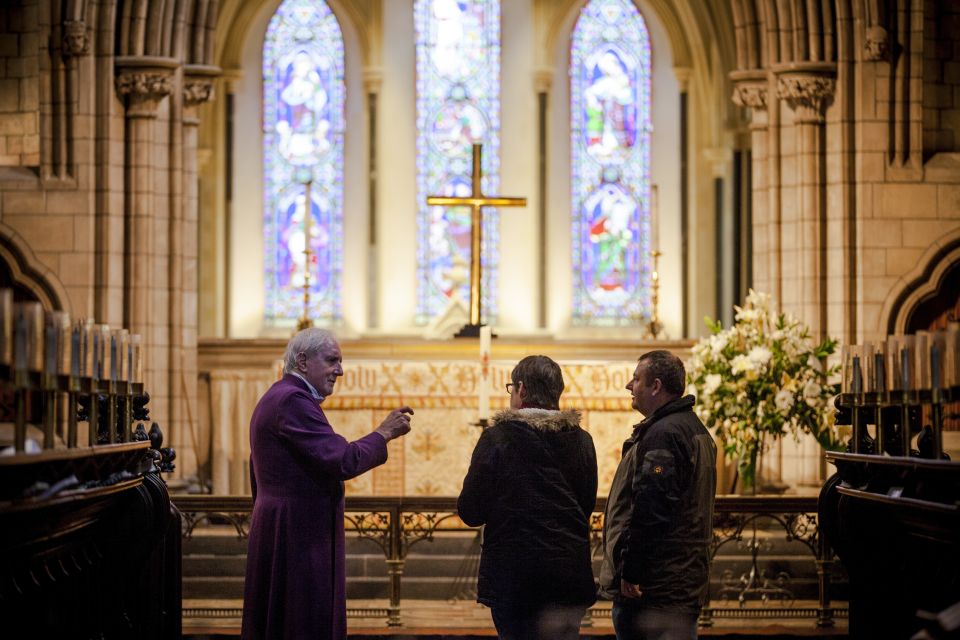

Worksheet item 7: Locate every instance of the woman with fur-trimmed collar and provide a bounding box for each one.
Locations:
[458,355,598,640]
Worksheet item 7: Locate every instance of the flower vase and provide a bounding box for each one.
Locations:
[737,442,759,495]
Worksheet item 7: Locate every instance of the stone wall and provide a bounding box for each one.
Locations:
[0,0,219,478]
[730,0,960,345]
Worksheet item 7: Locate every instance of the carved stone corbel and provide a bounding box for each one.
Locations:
[864,25,889,62]
[183,79,215,108]
[776,73,835,124]
[62,20,90,57]
[732,82,768,111]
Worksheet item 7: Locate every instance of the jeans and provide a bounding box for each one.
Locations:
[611,600,698,640]
[490,604,586,640]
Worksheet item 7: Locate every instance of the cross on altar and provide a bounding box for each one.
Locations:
[426,143,527,337]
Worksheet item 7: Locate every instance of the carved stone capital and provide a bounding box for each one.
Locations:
[183,78,215,107]
[363,67,383,94]
[116,71,174,117]
[63,20,90,57]
[864,25,889,62]
[776,74,835,123]
[533,67,554,94]
[732,82,768,110]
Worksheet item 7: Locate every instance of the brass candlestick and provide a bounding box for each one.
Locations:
[296,179,313,332]
[644,250,663,339]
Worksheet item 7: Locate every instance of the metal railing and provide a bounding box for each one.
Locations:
[174,494,845,628]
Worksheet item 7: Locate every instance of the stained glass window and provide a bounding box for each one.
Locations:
[415,0,501,324]
[571,0,653,325]
[263,0,344,324]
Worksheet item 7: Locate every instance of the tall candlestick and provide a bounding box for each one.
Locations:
[851,355,862,395]
[478,325,491,421]
[130,334,143,384]
[13,302,44,372]
[56,312,71,375]
[901,346,911,392]
[862,342,875,392]
[931,341,941,391]
[112,329,128,381]
[946,327,959,388]
[79,319,93,377]
[874,350,885,394]
[650,184,659,253]
[70,324,81,378]
[297,179,314,331]
[94,324,110,379]
[0,289,11,365]
[886,336,900,392]
[44,319,57,375]
[915,332,930,390]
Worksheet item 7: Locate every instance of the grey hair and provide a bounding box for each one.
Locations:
[283,328,338,374]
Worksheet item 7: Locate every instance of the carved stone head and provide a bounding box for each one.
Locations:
[63,20,89,57]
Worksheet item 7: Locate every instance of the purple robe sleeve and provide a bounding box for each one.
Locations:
[278,389,388,480]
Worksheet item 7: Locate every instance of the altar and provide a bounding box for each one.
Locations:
[196,337,699,496]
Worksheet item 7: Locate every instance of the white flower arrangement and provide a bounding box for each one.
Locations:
[686,290,842,488]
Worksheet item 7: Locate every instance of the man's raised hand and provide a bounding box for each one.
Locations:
[375,406,414,441]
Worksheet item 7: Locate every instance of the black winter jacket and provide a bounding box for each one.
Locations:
[599,395,717,613]
[457,408,598,609]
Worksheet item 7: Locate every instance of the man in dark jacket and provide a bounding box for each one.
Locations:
[458,355,598,640]
[600,350,717,640]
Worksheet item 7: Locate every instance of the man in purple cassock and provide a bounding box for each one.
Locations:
[241,328,414,640]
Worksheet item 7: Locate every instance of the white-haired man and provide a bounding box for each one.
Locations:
[242,328,414,640]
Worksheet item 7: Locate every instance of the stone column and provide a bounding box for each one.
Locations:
[776,69,835,339]
[534,66,553,329]
[115,56,176,432]
[776,68,836,486]
[364,66,382,330]
[61,19,90,179]
[731,73,769,296]
[179,65,217,485]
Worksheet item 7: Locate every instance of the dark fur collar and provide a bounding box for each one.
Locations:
[490,408,582,433]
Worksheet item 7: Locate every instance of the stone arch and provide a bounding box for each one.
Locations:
[215,0,373,71]
[0,224,69,312]
[882,231,960,335]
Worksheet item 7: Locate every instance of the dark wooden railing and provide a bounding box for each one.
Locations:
[174,494,845,629]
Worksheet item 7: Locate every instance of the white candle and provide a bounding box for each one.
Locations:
[478,325,491,420]
[303,180,312,284]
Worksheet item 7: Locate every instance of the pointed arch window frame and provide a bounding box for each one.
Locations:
[414,0,503,325]
[261,0,346,326]
[570,0,654,326]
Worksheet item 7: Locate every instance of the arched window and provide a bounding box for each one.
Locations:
[262,0,345,325]
[570,0,653,325]
[414,0,501,324]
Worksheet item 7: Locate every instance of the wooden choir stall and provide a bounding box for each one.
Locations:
[821,329,960,639]
[0,292,180,639]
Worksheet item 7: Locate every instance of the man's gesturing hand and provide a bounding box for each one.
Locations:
[375,407,414,441]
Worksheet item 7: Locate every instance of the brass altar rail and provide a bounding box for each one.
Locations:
[174,494,845,628]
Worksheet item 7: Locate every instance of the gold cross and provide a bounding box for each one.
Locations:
[426,143,527,330]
